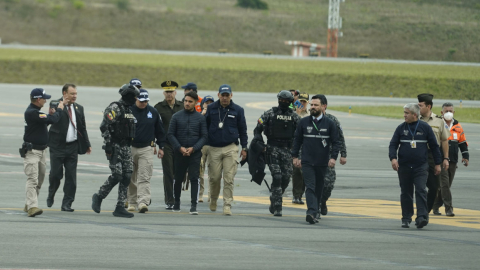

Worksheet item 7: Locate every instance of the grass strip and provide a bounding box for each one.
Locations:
[1,49,479,100]
[328,106,480,124]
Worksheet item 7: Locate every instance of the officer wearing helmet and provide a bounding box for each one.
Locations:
[254,90,301,216]
[92,84,139,218]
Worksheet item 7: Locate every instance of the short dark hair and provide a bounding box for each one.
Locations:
[442,102,454,108]
[62,83,76,94]
[185,91,198,101]
[424,100,433,109]
[311,94,327,105]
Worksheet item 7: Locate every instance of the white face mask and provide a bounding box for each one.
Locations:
[443,112,454,121]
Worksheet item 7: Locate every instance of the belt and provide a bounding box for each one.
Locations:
[32,144,47,150]
[267,140,292,148]
[132,142,152,148]
[66,140,77,145]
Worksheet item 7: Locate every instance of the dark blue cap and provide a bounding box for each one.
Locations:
[203,95,214,103]
[30,88,52,99]
[181,82,197,90]
[129,78,142,87]
[138,89,150,102]
[218,84,232,94]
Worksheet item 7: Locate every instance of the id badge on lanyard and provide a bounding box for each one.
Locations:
[410,141,416,148]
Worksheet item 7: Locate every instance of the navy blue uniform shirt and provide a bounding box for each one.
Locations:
[131,104,166,148]
[389,120,442,168]
[292,114,340,166]
[205,100,248,148]
[23,103,62,145]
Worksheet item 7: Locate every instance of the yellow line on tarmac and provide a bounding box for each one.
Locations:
[234,196,480,230]
[0,112,22,117]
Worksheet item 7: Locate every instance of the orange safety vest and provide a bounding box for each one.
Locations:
[195,96,203,113]
[447,121,467,144]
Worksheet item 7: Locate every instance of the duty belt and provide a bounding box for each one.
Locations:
[30,144,47,150]
[267,140,292,148]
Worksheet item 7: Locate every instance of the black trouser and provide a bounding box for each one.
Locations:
[302,164,327,216]
[173,150,201,205]
[397,163,429,223]
[162,143,175,205]
[48,141,78,208]
[426,152,440,213]
[292,167,305,199]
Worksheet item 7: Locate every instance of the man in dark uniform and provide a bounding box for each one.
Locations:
[254,90,301,216]
[92,84,139,218]
[389,103,442,229]
[167,91,208,214]
[292,95,341,224]
[127,89,166,213]
[154,81,183,210]
[23,88,64,217]
[47,83,91,212]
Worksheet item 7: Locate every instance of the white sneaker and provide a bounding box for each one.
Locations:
[138,203,148,213]
[127,205,136,212]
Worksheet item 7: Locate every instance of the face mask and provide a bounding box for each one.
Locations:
[443,112,454,121]
[278,101,290,110]
[122,93,137,106]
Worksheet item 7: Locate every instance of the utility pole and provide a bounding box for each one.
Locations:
[327,0,344,57]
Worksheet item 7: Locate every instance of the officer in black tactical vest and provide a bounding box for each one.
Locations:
[254,90,301,216]
[92,84,139,218]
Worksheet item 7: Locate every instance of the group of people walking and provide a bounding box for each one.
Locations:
[21,80,468,227]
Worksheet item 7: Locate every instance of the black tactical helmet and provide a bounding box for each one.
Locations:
[118,84,140,97]
[277,90,294,102]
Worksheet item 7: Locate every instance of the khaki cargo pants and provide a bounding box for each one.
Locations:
[24,149,46,210]
[199,145,210,200]
[128,146,154,207]
[207,143,239,207]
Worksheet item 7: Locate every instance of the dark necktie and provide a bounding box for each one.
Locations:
[314,118,319,124]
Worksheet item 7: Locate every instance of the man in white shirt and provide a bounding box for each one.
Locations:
[47,84,91,212]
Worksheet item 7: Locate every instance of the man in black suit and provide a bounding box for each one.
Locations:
[47,84,92,212]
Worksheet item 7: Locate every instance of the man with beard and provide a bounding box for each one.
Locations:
[92,84,139,218]
[254,90,301,216]
[292,95,340,224]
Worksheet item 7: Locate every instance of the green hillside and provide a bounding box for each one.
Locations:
[0,0,479,62]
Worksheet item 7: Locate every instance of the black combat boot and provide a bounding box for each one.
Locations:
[272,187,283,217]
[113,205,134,218]
[320,200,328,215]
[92,193,103,213]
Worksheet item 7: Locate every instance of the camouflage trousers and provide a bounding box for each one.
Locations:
[322,165,336,202]
[266,145,293,191]
[98,144,133,207]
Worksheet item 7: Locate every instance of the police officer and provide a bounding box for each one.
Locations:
[292,95,341,224]
[254,90,301,216]
[23,88,64,217]
[127,89,166,213]
[154,80,183,210]
[389,103,442,229]
[92,84,139,218]
[318,95,347,216]
[129,78,142,89]
[417,94,450,214]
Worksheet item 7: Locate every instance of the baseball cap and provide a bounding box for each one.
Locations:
[218,84,232,94]
[138,89,150,102]
[298,93,309,102]
[30,88,52,99]
[181,82,197,90]
[129,78,142,87]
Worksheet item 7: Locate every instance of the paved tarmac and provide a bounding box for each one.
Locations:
[0,83,479,270]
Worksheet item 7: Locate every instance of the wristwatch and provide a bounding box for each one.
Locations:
[242,148,247,151]
[444,157,450,161]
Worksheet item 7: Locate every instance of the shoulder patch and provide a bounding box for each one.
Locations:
[111,110,116,118]
[39,114,47,118]
[258,118,264,124]
[107,113,113,121]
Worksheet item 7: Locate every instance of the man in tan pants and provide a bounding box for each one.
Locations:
[204,85,248,215]
[127,89,165,213]
[198,95,215,202]
[22,88,64,217]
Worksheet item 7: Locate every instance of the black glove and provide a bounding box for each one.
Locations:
[102,143,112,155]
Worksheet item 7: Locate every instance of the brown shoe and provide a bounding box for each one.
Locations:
[23,204,28,213]
[27,207,43,217]
[210,200,217,212]
[223,206,232,216]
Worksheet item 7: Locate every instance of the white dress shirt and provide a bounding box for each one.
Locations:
[66,104,77,143]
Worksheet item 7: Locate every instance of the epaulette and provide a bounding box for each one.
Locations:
[435,115,442,119]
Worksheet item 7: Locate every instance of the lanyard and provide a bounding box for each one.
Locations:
[407,121,419,140]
